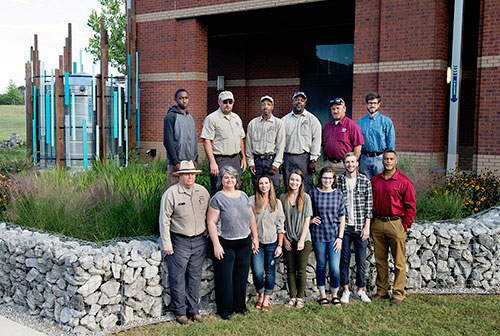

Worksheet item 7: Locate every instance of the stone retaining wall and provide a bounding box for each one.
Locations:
[0,207,499,334]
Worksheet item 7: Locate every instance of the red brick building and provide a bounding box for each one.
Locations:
[132,0,500,172]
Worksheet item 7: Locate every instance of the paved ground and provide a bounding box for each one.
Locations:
[0,315,47,336]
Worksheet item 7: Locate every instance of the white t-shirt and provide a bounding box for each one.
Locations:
[345,176,356,226]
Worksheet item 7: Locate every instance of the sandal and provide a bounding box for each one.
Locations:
[331,297,342,306]
[318,298,330,307]
[296,298,305,309]
[255,301,263,310]
[285,298,296,308]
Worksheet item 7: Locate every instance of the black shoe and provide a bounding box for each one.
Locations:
[237,308,250,315]
[220,313,232,320]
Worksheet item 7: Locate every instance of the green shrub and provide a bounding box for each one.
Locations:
[416,191,465,221]
[2,160,169,241]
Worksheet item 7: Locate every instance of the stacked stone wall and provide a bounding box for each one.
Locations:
[0,207,499,334]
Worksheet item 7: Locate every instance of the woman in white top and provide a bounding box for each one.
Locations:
[250,175,285,311]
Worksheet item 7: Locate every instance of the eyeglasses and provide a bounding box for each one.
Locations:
[367,101,380,105]
[330,98,345,105]
[222,100,234,105]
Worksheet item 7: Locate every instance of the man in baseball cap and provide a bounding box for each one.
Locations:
[245,95,285,194]
[322,97,364,175]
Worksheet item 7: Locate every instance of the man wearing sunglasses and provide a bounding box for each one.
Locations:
[356,93,396,179]
[201,91,247,195]
[322,98,364,175]
[281,91,322,192]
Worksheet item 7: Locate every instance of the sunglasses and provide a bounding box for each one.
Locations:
[330,98,345,105]
[222,100,234,105]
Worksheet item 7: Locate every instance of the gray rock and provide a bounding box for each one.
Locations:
[78,275,102,297]
[124,276,147,298]
[121,306,134,325]
[100,314,118,329]
[100,279,120,297]
[420,264,432,281]
[145,285,162,297]
[143,265,158,280]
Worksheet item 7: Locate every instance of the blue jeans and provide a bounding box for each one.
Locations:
[312,241,341,292]
[340,226,368,288]
[360,154,383,179]
[251,241,278,296]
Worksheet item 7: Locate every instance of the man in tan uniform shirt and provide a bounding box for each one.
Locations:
[159,161,210,324]
[201,91,246,195]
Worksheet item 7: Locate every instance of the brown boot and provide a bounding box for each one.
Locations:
[189,312,203,322]
[371,293,390,301]
[390,298,403,306]
[175,315,189,325]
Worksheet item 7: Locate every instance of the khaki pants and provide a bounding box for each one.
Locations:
[371,217,407,300]
[167,165,179,187]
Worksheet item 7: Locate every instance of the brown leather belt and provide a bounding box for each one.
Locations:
[375,215,400,222]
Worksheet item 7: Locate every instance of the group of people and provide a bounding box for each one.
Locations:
[160,89,416,324]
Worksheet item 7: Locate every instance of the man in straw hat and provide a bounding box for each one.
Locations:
[159,160,210,324]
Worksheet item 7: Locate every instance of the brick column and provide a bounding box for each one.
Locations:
[475,0,500,171]
[353,0,449,170]
[136,17,208,159]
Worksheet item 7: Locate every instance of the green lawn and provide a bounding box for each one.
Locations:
[115,295,500,336]
[0,105,25,141]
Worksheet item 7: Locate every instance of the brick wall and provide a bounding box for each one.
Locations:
[352,0,449,165]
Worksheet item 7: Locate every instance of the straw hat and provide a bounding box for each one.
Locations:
[173,161,202,176]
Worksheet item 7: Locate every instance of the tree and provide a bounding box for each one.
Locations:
[0,80,24,105]
[86,0,126,74]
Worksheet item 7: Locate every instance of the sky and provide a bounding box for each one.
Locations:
[0,0,121,94]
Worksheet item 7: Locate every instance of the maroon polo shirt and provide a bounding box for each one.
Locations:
[322,116,364,161]
[371,170,416,231]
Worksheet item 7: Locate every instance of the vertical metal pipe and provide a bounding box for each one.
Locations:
[118,85,122,147]
[114,90,118,139]
[73,62,77,74]
[45,91,51,145]
[83,118,88,169]
[136,50,140,148]
[33,85,37,164]
[125,119,128,166]
[64,72,70,105]
[127,54,131,119]
[80,50,83,72]
[71,92,76,141]
[65,115,71,168]
[51,70,55,147]
[447,0,464,172]
[96,126,100,159]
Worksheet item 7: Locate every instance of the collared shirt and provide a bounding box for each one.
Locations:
[200,108,245,156]
[322,116,364,161]
[250,196,286,244]
[279,193,312,242]
[309,188,346,242]
[281,109,322,161]
[245,115,285,168]
[337,172,373,232]
[371,170,416,231]
[357,112,396,154]
[159,183,210,250]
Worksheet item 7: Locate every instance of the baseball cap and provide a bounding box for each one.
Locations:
[260,95,274,104]
[292,91,307,100]
[329,98,346,106]
[218,91,234,101]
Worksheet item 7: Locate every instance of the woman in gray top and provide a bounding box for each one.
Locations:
[280,169,313,309]
[207,166,259,320]
[250,175,285,311]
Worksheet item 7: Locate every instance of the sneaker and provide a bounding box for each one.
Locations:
[356,290,372,303]
[340,290,350,303]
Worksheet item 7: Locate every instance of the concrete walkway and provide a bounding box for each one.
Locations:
[0,315,47,336]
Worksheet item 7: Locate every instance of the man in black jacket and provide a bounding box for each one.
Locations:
[164,89,198,186]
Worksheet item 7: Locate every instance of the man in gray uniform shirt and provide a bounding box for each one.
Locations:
[246,95,285,195]
[163,89,198,186]
[281,91,322,192]
[201,91,247,195]
[159,161,210,324]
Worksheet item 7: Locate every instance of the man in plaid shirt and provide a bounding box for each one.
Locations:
[337,152,373,303]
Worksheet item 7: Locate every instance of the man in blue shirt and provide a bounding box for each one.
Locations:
[356,93,395,179]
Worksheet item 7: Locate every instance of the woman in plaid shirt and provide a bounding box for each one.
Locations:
[309,166,346,306]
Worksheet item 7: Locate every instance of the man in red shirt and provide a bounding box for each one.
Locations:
[370,150,416,305]
[322,98,364,174]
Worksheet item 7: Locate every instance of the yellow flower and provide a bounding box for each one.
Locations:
[474,207,478,211]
